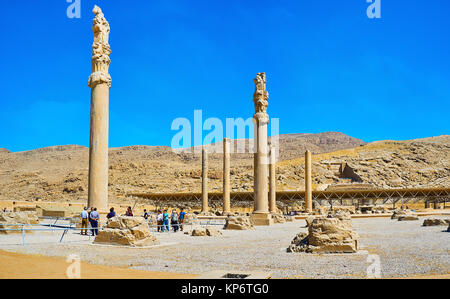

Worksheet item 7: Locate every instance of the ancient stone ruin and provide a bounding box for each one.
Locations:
[271,214,286,224]
[0,211,39,234]
[391,210,418,221]
[88,5,112,213]
[189,227,222,237]
[305,216,316,227]
[224,216,254,230]
[94,216,159,247]
[422,218,449,226]
[288,213,358,253]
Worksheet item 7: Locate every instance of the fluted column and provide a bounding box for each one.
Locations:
[223,138,231,215]
[305,150,313,213]
[88,6,111,213]
[269,144,277,213]
[201,148,209,213]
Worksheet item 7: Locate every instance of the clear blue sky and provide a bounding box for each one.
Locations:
[1,0,449,152]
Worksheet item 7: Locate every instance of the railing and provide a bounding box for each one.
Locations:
[0,215,226,246]
[0,223,101,245]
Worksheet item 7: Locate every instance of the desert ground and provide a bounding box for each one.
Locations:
[1,133,449,279]
[0,214,448,279]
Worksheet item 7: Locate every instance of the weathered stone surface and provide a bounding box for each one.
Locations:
[0,211,38,234]
[288,216,358,253]
[205,227,222,236]
[191,227,207,236]
[94,216,158,247]
[198,211,216,217]
[284,215,294,222]
[87,5,112,214]
[272,213,286,224]
[391,210,415,220]
[422,218,449,226]
[318,206,355,215]
[26,212,40,225]
[305,216,316,227]
[224,216,254,230]
[327,210,352,221]
[398,215,419,221]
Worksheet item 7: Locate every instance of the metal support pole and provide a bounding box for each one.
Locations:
[21,225,25,246]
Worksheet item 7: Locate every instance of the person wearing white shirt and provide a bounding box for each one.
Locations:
[80,207,89,235]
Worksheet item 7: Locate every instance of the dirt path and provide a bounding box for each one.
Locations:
[0,250,198,279]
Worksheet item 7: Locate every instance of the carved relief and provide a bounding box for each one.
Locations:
[253,72,269,124]
[88,6,111,88]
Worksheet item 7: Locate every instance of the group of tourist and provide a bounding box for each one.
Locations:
[156,208,186,233]
[80,206,187,236]
[80,207,100,236]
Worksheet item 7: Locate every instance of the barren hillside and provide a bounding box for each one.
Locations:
[0,133,448,203]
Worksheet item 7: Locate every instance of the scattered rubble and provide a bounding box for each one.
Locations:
[94,216,159,247]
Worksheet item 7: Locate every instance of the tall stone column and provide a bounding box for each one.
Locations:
[269,144,277,214]
[87,6,111,213]
[201,148,209,213]
[305,150,313,213]
[250,73,273,226]
[223,138,231,215]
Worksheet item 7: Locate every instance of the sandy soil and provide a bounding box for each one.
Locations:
[1,216,448,279]
[0,250,198,279]
[1,248,448,279]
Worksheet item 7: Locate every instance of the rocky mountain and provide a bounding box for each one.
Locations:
[0,133,448,203]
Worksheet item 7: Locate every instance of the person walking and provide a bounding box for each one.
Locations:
[80,207,89,235]
[143,209,149,220]
[179,208,186,231]
[171,210,179,232]
[156,210,163,232]
[90,208,100,236]
[162,210,170,232]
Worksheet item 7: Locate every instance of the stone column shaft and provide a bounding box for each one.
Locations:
[201,148,209,213]
[254,120,269,213]
[87,6,111,214]
[305,150,313,213]
[88,84,109,212]
[269,145,277,213]
[223,138,231,214]
[250,72,272,225]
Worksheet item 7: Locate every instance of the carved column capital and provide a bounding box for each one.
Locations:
[253,112,269,125]
[88,6,111,88]
[253,72,269,115]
